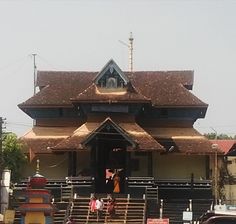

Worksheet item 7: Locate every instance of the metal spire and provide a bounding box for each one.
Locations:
[128,32,134,73]
[32,53,37,95]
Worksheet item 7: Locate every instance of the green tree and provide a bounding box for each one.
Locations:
[204,132,217,139]
[2,133,27,182]
[218,134,233,140]
[204,132,234,140]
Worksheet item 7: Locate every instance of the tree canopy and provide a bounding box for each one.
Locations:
[2,132,27,182]
[204,133,236,140]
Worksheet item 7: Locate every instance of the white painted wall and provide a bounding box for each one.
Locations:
[1,169,11,214]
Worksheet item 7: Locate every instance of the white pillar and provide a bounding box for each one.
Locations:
[1,169,11,214]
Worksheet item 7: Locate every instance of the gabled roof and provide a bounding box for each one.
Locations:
[52,117,164,152]
[93,59,129,85]
[82,117,137,147]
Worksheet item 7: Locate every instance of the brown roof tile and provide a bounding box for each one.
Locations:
[37,71,96,88]
[129,72,206,107]
[52,122,98,151]
[20,126,77,154]
[118,122,164,151]
[53,118,164,152]
[71,83,150,103]
[19,70,206,108]
[169,139,217,155]
[146,127,222,155]
[20,122,215,155]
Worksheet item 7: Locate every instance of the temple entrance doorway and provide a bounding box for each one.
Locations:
[91,137,127,193]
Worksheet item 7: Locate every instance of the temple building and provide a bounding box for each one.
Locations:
[18,59,221,196]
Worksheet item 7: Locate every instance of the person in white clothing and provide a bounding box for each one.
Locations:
[96,198,104,218]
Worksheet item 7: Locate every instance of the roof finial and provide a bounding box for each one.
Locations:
[36,159,40,174]
[129,32,134,73]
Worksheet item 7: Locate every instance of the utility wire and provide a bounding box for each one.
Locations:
[37,54,73,71]
[37,55,57,70]
[0,55,29,73]
[4,119,236,135]
[47,157,67,168]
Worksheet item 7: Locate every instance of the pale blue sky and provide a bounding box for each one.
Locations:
[0,0,236,136]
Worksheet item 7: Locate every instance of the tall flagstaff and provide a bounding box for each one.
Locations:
[128,32,134,73]
[119,32,134,72]
[32,53,37,95]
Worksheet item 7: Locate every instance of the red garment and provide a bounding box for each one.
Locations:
[89,198,96,212]
[107,199,116,216]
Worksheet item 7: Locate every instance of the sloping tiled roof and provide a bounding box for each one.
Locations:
[19,70,206,108]
[71,83,150,103]
[20,122,216,155]
[37,71,96,88]
[52,117,164,152]
[211,140,236,155]
[145,127,223,155]
[129,72,205,107]
[20,127,77,153]
[36,71,193,89]
[52,122,99,151]
[118,122,164,151]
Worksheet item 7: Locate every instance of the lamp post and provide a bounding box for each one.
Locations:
[212,143,218,205]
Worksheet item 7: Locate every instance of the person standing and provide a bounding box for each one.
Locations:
[113,173,120,193]
[107,196,116,218]
[89,195,96,215]
[106,169,114,193]
[96,198,104,219]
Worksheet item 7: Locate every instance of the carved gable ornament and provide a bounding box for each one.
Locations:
[94,59,129,89]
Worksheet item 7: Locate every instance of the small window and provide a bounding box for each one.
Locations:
[106,77,117,88]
